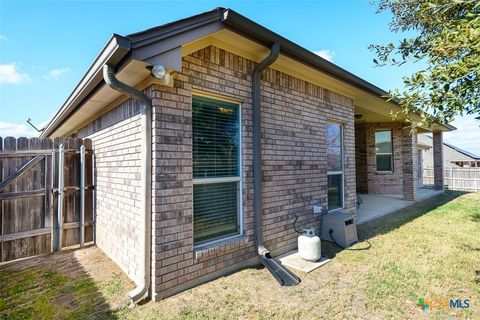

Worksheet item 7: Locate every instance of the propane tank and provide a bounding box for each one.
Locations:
[298,227,321,261]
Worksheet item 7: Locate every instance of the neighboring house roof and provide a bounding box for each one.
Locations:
[40,7,455,138]
[443,141,480,160]
[419,134,480,160]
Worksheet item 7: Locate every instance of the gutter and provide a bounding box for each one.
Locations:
[103,65,152,303]
[221,9,388,99]
[221,9,456,132]
[40,34,131,138]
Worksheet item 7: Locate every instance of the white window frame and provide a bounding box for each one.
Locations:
[326,123,345,212]
[375,129,393,172]
[192,93,243,248]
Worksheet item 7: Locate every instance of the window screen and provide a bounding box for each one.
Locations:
[192,96,241,245]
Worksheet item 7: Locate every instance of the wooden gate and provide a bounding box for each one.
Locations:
[0,137,94,262]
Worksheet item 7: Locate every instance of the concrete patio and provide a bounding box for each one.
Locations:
[356,188,443,224]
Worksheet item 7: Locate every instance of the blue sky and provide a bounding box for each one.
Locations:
[0,0,479,154]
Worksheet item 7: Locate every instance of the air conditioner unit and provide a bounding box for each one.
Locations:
[321,211,358,248]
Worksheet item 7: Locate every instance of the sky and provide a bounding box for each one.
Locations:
[0,0,479,155]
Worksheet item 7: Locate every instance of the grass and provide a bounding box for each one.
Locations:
[0,248,133,320]
[1,191,479,319]
[119,191,479,320]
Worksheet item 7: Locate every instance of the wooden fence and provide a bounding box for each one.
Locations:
[0,137,94,262]
[423,167,480,192]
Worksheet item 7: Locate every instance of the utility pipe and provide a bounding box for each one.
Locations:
[252,43,280,256]
[103,64,152,303]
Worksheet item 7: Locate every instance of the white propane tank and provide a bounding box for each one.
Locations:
[298,227,321,261]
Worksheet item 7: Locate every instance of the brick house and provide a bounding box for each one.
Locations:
[40,8,453,301]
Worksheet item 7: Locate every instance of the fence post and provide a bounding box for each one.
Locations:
[80,145,85,247]
[54,144,64,252]
[50,149,55,252]
[451,167,454,190]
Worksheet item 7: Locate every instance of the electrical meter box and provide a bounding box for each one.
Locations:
[321,211,358,248]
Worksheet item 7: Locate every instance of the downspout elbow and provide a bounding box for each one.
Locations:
[103,64,152,304]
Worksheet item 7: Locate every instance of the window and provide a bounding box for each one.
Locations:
[326,123,344,210]
[375,130,393,172]
[192,95,241,245]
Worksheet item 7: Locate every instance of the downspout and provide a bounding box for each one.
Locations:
[103,64,152,303]
[252,43,280,256]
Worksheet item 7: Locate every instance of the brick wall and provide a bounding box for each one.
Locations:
[363,122,404,195]
[77,99,144,284]
[355,122,368,193]
[151,45,356,299]
[402,127,418,200]
[432,131,444,190]
[355,121,419,197]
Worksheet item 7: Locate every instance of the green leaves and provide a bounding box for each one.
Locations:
[371,0,480,126]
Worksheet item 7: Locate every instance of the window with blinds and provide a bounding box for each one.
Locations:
[375,130,393,172]
[192,95,241,245]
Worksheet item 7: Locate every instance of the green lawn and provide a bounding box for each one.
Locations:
[117,191,479,320]
[1,191,479,319]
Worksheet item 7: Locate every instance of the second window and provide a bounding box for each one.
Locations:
[326,123,344,210]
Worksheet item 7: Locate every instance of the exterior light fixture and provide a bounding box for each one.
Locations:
[146,64,173,86]
[151,65,166,79]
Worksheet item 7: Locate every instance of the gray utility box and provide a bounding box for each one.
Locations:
[321,212,358,248]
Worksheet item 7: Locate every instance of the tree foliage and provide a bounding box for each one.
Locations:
[370,0,480,127]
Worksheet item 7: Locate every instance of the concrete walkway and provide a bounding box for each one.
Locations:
[356,188,443,224]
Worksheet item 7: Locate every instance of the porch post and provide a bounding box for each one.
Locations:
[432,131,444,190]
[402,126,418,200]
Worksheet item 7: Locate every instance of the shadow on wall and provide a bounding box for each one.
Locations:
[0,246,134,319]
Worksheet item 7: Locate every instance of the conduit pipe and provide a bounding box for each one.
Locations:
[103,64,152,303]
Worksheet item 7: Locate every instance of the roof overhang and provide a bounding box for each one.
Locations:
[41,35,131,138]
[41,7,454,138]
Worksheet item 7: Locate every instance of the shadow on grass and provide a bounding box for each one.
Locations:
[0,248,122,319]
[319,191,466,258]
[470,211,480,223]
[358,191,465,242]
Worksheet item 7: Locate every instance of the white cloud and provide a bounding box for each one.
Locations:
[444,114,480,156]
[43,67,70,80]
[0,64,30,84]
[313,49,335,62]
[0,121,38,138]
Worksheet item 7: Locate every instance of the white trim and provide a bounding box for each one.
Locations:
[191,93,243,247]
[194,234,244,250]
[375,129,394,172]
[193,177,241,184]
[327,171,343,176]
[192,89,243,104]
